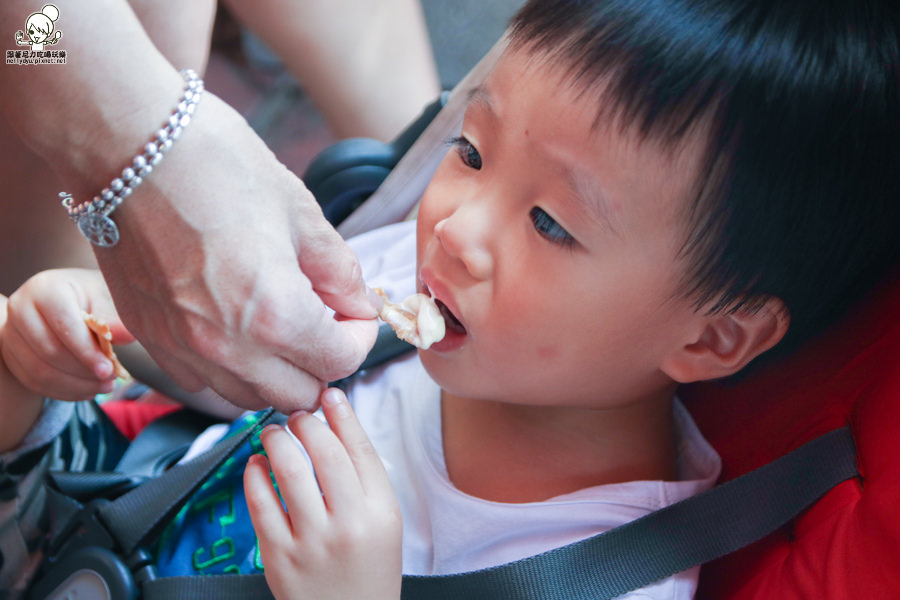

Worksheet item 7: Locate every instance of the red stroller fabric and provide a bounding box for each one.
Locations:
[102,394,181,440]
[682,273,900,599]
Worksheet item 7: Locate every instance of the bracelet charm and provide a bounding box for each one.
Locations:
[60,69,204,247]
[73,199,119,246]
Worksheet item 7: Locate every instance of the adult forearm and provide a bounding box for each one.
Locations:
[0,0,183,193]
[2,1,379,413]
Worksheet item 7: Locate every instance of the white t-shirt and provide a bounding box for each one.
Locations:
[344,221,722,598]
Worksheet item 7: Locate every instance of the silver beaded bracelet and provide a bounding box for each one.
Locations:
[60,69,205,247]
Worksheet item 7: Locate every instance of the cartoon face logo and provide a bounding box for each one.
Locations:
[15,5,62,52]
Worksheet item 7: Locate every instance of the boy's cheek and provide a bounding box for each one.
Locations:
[416,196,451,263]
[417,195,447,230]
[419,156,467,220]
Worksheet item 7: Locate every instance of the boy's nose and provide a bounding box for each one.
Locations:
[434,212,493,280]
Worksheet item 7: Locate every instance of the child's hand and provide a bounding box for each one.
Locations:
[244,388,402,600]
[1,269,134,402]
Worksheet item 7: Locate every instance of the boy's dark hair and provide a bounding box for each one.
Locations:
[510,0,900,358]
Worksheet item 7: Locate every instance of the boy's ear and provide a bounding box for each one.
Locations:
[661,298,789,383]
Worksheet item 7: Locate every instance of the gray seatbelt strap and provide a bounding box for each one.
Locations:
[96,408,280,557]
[141,426,858,600]
[143,574,274,600]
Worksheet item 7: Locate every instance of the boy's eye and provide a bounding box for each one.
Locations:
[448,136,482,170]
[530,207,576,248]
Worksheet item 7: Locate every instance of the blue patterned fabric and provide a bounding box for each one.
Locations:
[154,411,271,576]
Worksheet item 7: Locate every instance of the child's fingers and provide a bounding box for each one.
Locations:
[258,423,328,532]
[287,410,366,517]
[1,336,113,401]
[7,294,111,379]
[318,388,392,498]
[243,453,292,548]
[43,306,117,378]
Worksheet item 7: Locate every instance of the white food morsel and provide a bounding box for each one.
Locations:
[374,288,446,349]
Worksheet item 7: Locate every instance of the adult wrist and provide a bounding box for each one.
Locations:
[60,69,205,247]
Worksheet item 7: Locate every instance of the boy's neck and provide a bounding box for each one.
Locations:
[440,388,679,503]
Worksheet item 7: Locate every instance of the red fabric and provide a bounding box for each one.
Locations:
[101,393,181,440]
[682,273,900,599]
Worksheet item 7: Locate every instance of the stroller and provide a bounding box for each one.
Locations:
[10,35,900,600]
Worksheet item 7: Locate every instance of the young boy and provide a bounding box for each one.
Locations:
[2,0,898,598]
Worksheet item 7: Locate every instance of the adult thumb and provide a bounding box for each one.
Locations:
[298,223,377,320]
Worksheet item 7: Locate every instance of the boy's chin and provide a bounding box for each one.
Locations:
[418,350,466,393]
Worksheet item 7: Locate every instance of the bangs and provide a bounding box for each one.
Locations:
[509,0,900,356]
[509,0,738,310]
[509,0,728,149]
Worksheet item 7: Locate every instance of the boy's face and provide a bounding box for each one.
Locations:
[416,47,710,409]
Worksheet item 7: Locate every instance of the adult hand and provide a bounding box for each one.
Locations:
[0,0,378,413]
[95,94,379,412]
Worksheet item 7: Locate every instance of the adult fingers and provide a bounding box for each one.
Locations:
[281,305,379,386]
[234,269,377,402]
[294,209,376,321]
[133,260,375,411]
[138,330,325,413]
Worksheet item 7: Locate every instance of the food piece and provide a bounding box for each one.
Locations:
[83,312,130,378]
[373,288,446,349]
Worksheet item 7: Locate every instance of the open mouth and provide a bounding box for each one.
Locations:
[435,299,467,335]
